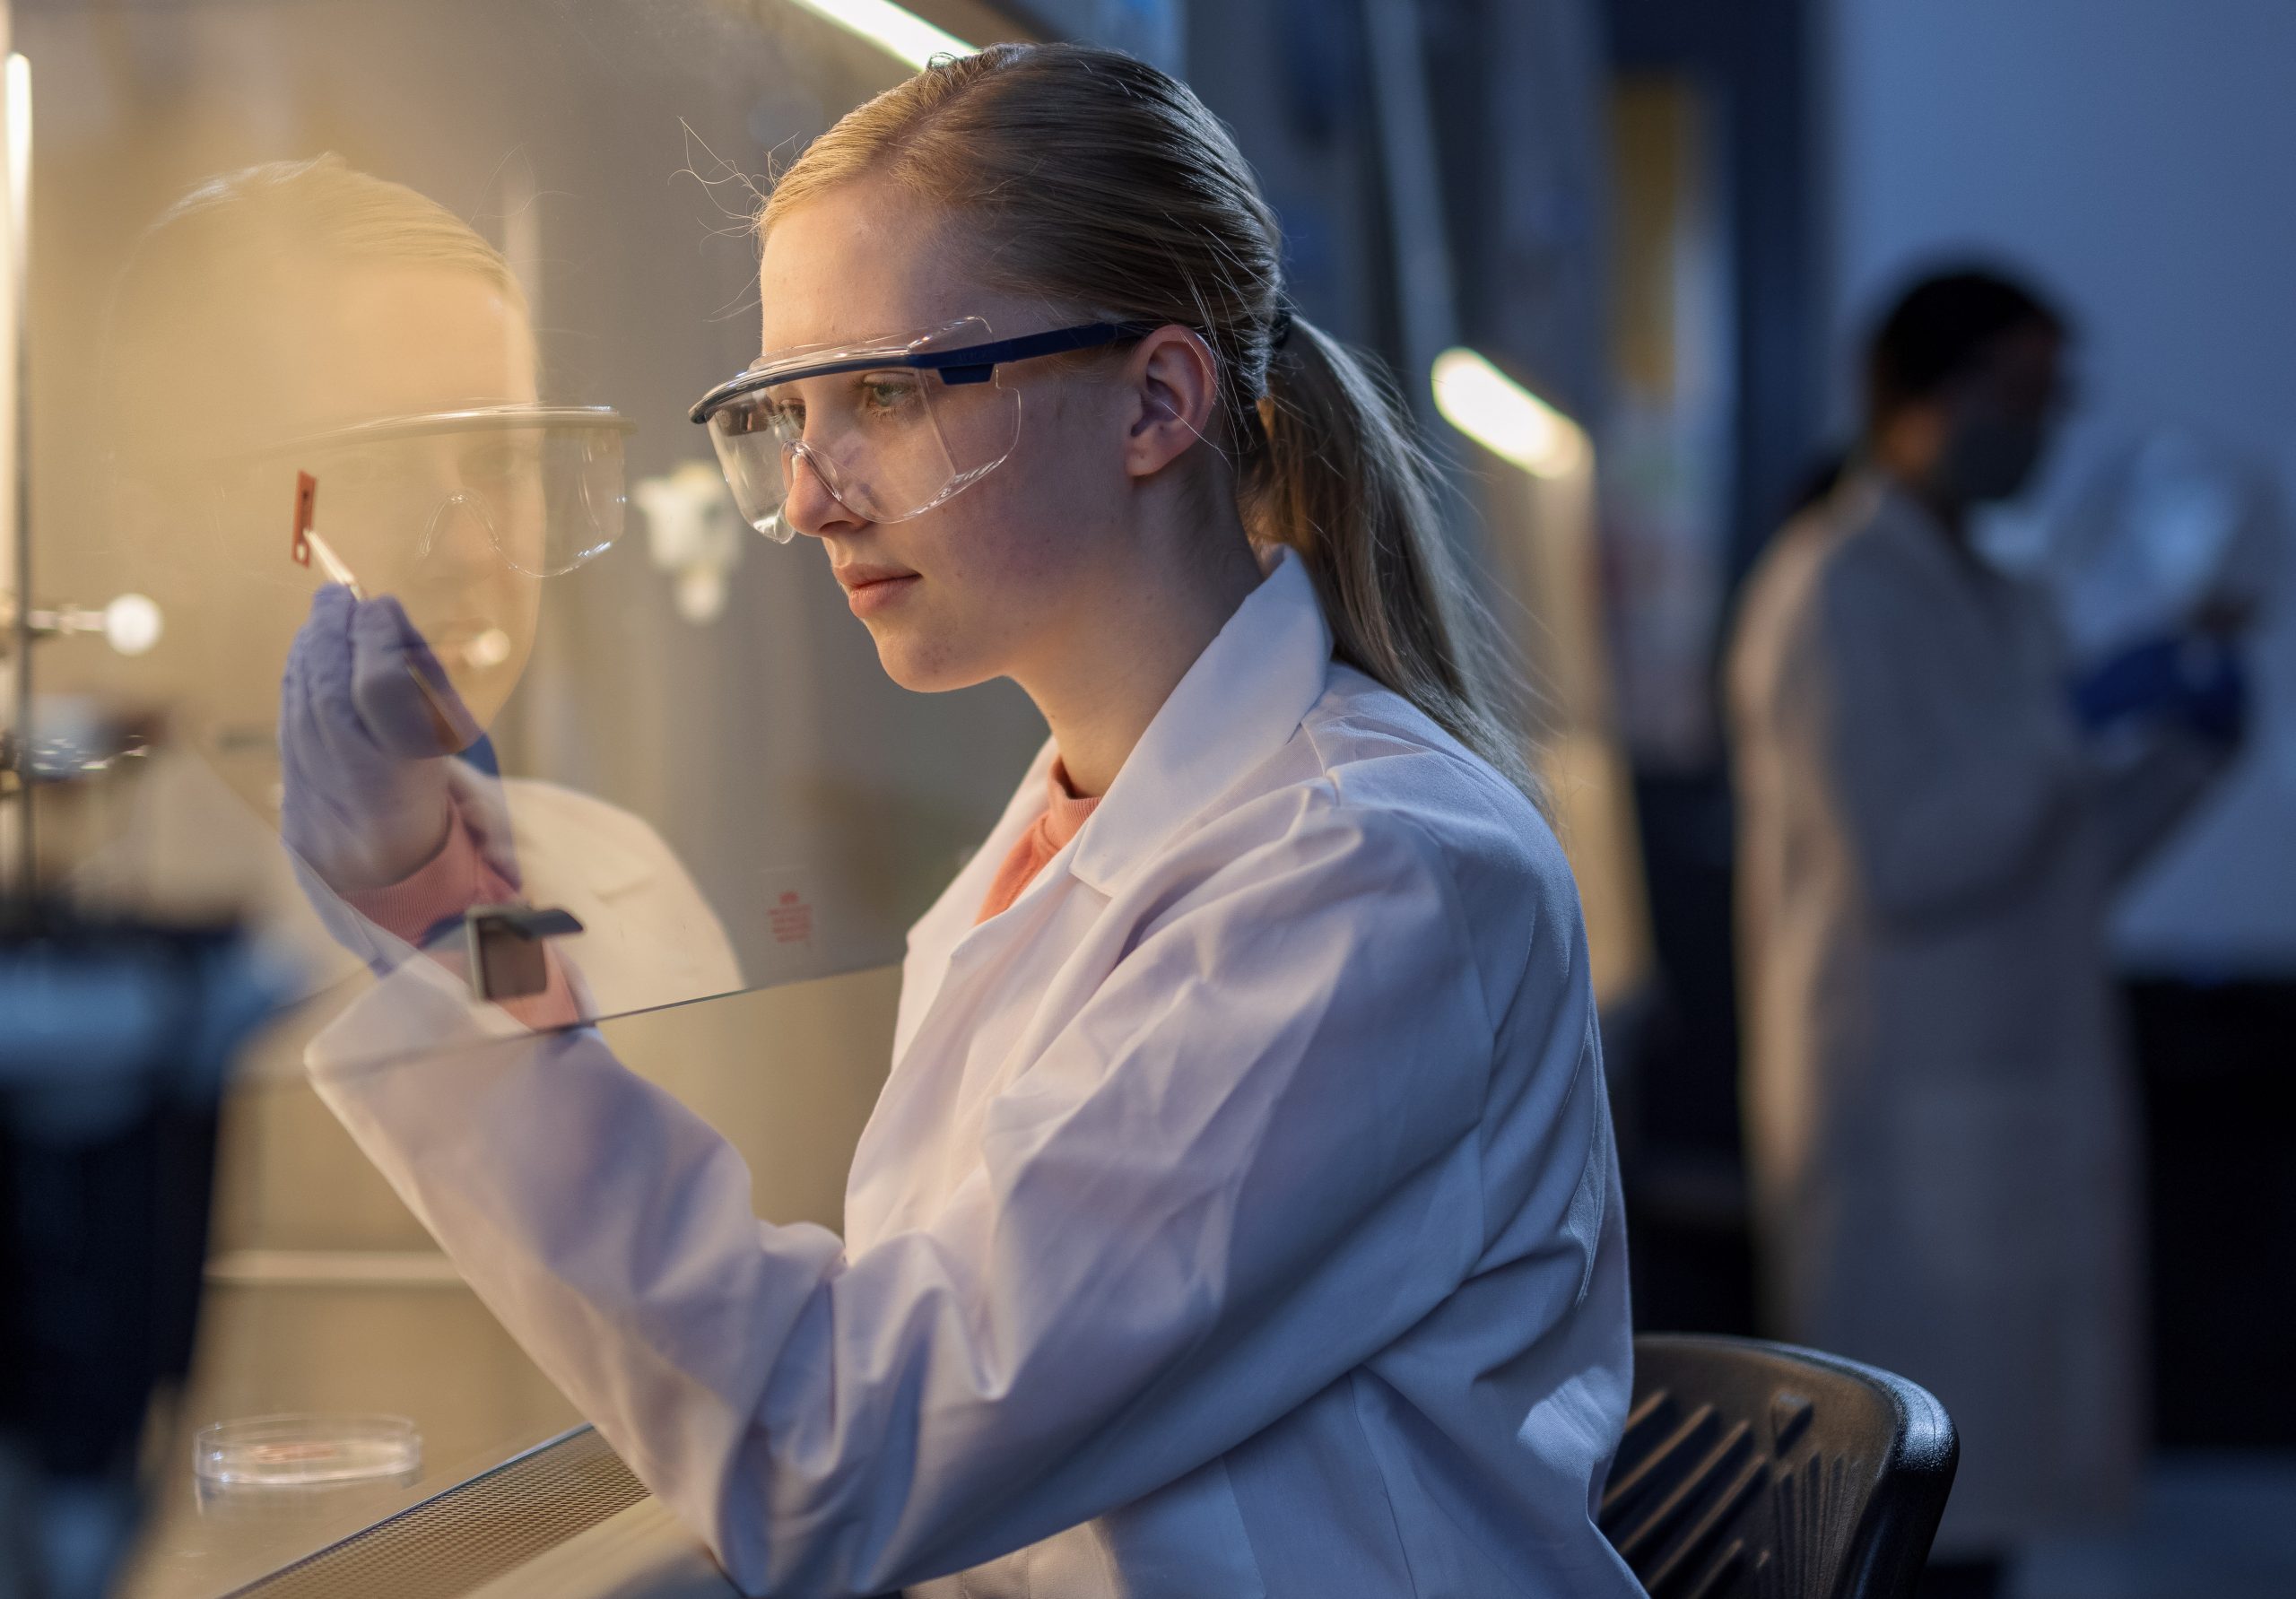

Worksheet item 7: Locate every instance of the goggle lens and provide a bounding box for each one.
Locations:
[702,317,1023,542]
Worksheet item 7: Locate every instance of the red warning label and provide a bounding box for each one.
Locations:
[769,890,813,944]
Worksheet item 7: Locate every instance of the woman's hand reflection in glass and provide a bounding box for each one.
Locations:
[280,584,485,897]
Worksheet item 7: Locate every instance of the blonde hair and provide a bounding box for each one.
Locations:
[107,154,526,452]
[156,152,521,287]
[120,152,524,312]
[765,43,1539,803]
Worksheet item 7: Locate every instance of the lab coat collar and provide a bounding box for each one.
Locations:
[1066,545,1333,897]
[1840,468,1994,589]
[1857,472,1945,549]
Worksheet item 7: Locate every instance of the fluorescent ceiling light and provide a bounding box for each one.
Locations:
[1430,346,1588,480]
[786,0,973,69]
[6,56,28,225]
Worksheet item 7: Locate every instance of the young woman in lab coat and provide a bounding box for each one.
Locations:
[308,42,1636,1598]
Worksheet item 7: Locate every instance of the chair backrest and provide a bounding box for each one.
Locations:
[1598,1334,1957,1599]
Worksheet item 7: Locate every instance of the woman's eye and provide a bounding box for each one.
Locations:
[762,397,804,434]
[859,377,920,415]
[464,443,534,482]
[318,454,385,491]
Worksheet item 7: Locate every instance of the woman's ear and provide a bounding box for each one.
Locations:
[1120,325,1221,481]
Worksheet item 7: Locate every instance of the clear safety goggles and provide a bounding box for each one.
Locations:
[689,317,1156,542]
[256,404,635,578]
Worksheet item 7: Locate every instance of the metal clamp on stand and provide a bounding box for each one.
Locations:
[462,904,584,1004]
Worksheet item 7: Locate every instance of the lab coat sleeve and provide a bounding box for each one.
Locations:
[1813,558,2083,926]
[309,803,1547,1595]
[2088,728,2234,889]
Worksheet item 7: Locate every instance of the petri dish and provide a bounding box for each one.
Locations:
[194,1413,422,1488]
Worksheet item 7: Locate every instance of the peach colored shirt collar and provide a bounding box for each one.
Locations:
[974,758,1100,923]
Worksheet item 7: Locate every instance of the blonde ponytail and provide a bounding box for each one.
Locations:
[767,43,1540,804]
[1246,317,1538,802]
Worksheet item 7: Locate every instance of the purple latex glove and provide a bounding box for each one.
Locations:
[280,587,488,893]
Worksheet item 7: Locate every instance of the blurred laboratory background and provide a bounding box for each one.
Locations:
[1,1,2292,1596]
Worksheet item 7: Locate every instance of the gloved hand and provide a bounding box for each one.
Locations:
[2070,630,2249,747]
[2176,636,2249,744]
[280,587,489,895]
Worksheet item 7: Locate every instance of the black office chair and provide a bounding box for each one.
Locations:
[1598,1334,1957,1599]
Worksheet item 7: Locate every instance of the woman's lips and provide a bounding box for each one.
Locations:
[431,617,514,670]
[835,565,920,618]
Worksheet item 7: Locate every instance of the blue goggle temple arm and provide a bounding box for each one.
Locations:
[689,320,1165,424]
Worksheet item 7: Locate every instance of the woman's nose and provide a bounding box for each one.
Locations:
[780,447,865,542]
[420,490,502,577]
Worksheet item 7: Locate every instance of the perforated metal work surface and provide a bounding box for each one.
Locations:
[224,1426,651,1599]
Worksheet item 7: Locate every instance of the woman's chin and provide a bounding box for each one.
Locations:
[441,652,527,733]
[872,630,992,695]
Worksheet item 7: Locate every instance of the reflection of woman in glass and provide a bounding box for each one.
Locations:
[314,46,1639,1598]
[105,156,735,1015]
[109,156,546,735]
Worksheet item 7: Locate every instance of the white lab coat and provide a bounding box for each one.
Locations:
[1726,475,2227,1553]
[309,550,1639,1597]
[83,747,741,1027]
[294,764,746,1021]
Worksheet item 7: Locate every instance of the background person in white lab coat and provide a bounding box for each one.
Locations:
[1728,269,2245,1598]
[304,41,1639,1599]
